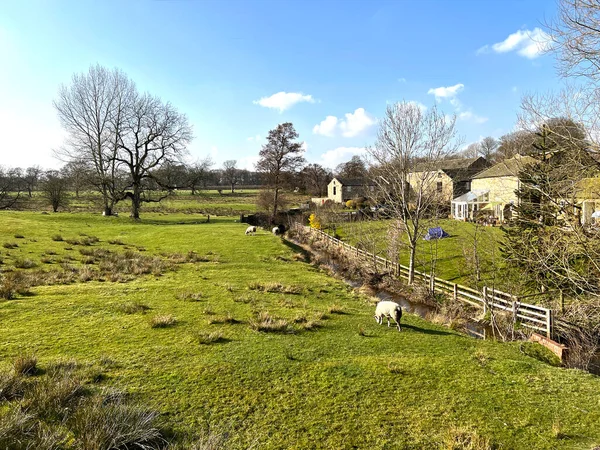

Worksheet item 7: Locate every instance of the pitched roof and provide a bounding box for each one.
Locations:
[331,177,375,186]
[413,157,482,173]
[472,155,538,179]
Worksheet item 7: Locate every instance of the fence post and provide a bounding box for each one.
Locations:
[546,309,553,338]
[483,286,488,314]
[453,283,457,301]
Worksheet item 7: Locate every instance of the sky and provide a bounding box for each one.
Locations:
[0,0,563,172]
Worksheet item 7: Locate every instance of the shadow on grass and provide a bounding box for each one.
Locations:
[282,239,311,263]
[401,323,453,336]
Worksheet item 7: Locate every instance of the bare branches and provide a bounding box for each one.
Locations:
[367,102,460,283]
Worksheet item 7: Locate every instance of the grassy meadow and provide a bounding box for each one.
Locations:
[0,209,599,448]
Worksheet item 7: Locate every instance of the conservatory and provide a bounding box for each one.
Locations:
[451,190,490,220]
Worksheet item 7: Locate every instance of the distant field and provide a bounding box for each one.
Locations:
[0,211,599,448]
[16,188,310,216]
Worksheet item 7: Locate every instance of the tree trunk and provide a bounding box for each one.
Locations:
[272,188,279,222]
[408,244,417,285]
[130,184,141,219]
[231,183,235,193]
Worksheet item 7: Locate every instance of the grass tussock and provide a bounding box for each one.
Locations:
[177,290,204,302]
[234,294,256,304]
[249,311,291,333]
[194,330,226,345]
[327,304,345,314]
[248,281,303,294]
[14,258,37,269]
[0,361,165,450]
[207,312,239,325]
[3,242,18,249]
[14,234,24,239]
[443,426,492,450]
[50,234,63,242]
[13,354,38,376]
[116,301,151,314]
[150,314,177,328]
[0,272,30,299]
[108,238,125,245]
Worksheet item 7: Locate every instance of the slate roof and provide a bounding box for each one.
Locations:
[331,177,375,186]
[472,155,538,179]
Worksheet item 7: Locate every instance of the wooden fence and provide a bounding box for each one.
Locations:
[295,224,553,338]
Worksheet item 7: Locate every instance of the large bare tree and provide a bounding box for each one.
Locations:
[54,65,134,216]
[256,123,305,220]
[367,102,459,284]
[114,92,192,219]
[222,160,239,193]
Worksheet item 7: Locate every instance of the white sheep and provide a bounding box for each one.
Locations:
[245,225,257,235]
[272,226,280,235]
[374,301,402,331]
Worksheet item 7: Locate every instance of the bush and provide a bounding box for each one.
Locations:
[345,199,356,209]
[308,213,322,229]
[0,272,29,300]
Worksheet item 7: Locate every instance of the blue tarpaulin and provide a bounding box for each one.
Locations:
[424,227,449,240]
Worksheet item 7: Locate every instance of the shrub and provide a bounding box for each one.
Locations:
[345,199,356,209]
[150,315,177,328]
[3,242,18,249]
[13,354,38,376]
[0,272,29,299]
[51,234,63,242]
[308,213,322,229]
[117,301,150,314]
[0,373,26,401]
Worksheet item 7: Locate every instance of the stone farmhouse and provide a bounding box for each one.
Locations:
[408,157,490,203]
[452,155,537,221]
[326,178,376,203]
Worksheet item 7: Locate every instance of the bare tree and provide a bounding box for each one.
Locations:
[62,160,91,198]
[461,142,480,159]
[479,137,498,162]
[222,160,239,193]
[367,102,460,284]
[300,163,331,197]
[0,167,22,209]
[54,64,134,216]
[40,170,70,212]
[115,92,192,219]
[185,157,213,194]
[335,155,368,179]
[256,123,305,220]
[22,166,42,197]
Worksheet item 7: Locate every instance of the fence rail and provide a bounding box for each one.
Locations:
[295,224,553,338]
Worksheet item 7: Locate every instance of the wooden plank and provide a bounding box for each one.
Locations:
[515,314,547,325]
[515,308,548,319]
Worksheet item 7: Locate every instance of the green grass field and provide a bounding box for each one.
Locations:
[1,212,599,448]
[333,219,520,293]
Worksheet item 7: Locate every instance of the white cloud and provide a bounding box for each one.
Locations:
[427,83,464,102]
[398,77,407,83]
[313,116,338,137]
[238,155,260,171]
[340,108,376,137]
[246,134,261,142]
[253,91,315,112]
[478,27,552,59]
[458,111,488,124]
[319,147,367,169]
[313,108,376,138]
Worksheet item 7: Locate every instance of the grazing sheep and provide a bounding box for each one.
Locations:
[245,225,257,235]
[374,301,402,331]
[272,226,280,235]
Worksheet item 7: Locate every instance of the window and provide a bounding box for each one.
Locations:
[437,182,443,193]
[333,186,336,195]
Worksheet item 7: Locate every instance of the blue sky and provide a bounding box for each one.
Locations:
[0,0,561,171]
